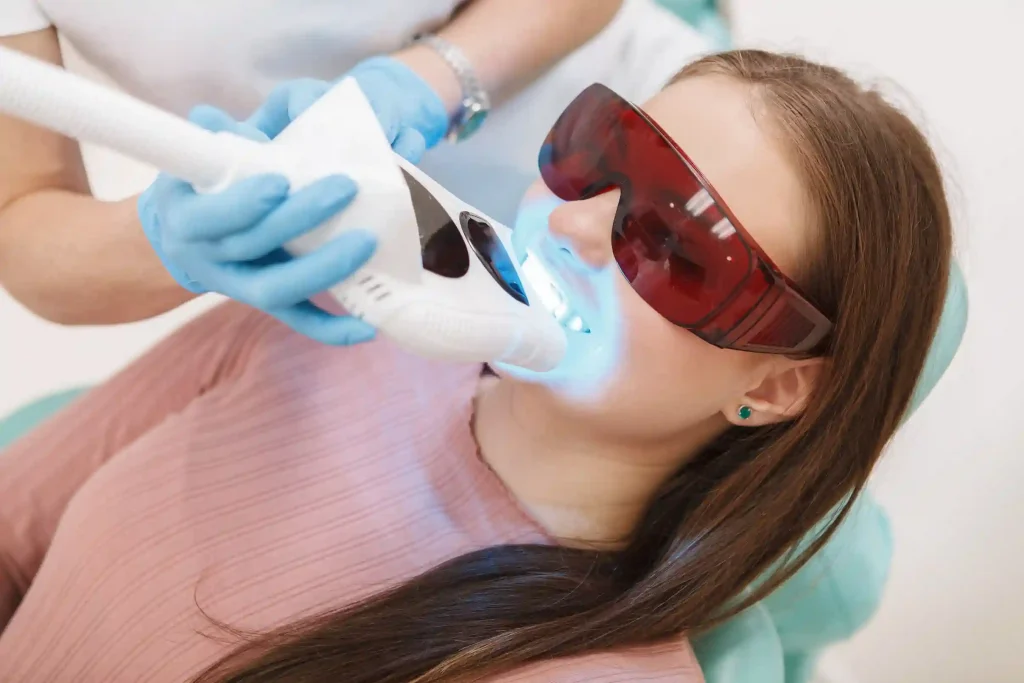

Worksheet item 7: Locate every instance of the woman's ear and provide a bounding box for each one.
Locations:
[724,357,825,427]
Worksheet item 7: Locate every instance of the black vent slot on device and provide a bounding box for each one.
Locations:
[401,169,470,278]
[459,212,529,306]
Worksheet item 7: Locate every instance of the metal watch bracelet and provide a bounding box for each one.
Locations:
[410,33,491,142]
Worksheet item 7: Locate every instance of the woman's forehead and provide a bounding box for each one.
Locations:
[640,76,814,274]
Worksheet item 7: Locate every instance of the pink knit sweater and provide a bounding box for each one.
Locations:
[0,302,702,682]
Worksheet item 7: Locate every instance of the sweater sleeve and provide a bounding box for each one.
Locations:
[491,637,705,682]
[0,301,268,630]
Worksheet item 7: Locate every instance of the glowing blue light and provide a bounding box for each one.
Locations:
[496,194,625,402]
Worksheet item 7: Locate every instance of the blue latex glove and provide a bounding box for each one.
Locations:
[245,56,450,164]
[139,57,450,345]
[139,107,378,345]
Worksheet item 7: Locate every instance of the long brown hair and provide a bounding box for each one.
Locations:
[194,50,953,683]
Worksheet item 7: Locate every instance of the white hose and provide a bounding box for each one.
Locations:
[0,45,240,189]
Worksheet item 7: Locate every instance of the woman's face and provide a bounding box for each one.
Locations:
[505,75,820,444]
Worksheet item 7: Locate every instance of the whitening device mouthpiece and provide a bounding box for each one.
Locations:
[0,46,569,371]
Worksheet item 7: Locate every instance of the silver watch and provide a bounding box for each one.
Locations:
[412,33,490,142]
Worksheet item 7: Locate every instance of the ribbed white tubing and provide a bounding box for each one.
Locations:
[0,45,240,189]
[0,46,571,372]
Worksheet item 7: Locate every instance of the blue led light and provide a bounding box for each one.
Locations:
[497,195,625,401]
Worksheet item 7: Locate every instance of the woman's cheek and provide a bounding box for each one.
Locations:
[588,278,667,388]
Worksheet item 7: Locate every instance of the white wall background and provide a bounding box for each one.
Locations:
[728,1,1024,682]
[0,2,1021,682]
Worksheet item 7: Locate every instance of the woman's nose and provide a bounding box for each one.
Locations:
[546,190,621,268]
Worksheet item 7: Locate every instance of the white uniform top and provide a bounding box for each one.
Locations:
[0,0,709,223]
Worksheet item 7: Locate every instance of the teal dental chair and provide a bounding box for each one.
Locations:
[658,0,732,50]
[691,261,969,683]
[0,387,88,450]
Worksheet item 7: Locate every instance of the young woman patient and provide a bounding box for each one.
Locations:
[0,50,952,683]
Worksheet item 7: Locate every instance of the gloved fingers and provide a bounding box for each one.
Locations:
[201,175,358,263]
[286,81,331,122]
[189,104,271,143]
[153,173,291,244]
[350,57,450,149]
[137,185,209,294]
[187,104,241,134]
[246,79,330,139]
[268,301,377,346]
[230,120,273,143]
[391,127,427,164]
[206,230,377,311]
[244,84,292,138]
[137,182,160,228]
[370,102,402,147]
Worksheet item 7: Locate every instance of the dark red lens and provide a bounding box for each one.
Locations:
[539,84,833,355]
[539,89,623,201]
[612,190,755,327]
[542,85,754,327]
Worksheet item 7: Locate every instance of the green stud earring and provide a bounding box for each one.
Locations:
[738,405,753,421]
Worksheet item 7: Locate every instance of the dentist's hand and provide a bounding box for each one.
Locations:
[138,107,378,346]
[138,57,449,345]
[246,56,450,164]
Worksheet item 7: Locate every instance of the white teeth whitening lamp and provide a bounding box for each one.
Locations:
[0,46,569,371]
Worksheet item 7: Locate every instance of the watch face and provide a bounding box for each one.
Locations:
[455,101,488,141]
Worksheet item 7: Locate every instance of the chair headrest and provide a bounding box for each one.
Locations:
[759,260,968,651]
[905,259,969,419]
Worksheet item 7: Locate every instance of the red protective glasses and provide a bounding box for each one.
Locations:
[539,83,833,356]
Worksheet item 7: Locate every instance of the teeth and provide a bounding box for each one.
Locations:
[520,250,590,334]
[548,287,591,333]
[565,315,589,333]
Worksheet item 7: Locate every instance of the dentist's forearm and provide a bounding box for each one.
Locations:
[0,191,194,324]
[393,0,625,113]
[0,29,193,326]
